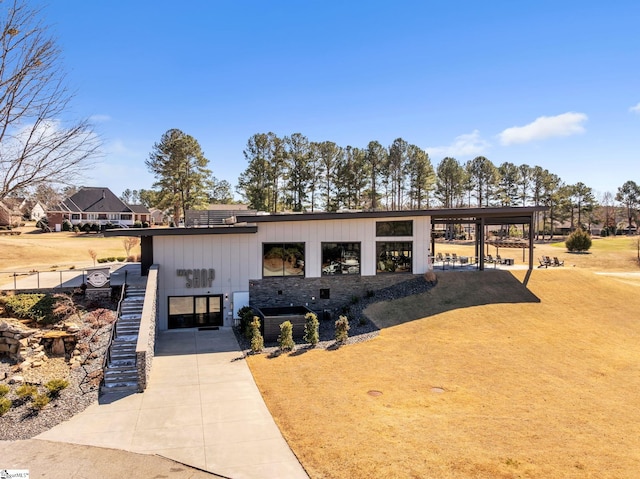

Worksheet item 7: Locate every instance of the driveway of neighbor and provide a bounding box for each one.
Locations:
[36,328,308,479]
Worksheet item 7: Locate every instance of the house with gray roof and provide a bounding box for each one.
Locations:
[47,187,149,229]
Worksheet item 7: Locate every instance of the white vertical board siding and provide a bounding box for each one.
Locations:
[155,234,256,329]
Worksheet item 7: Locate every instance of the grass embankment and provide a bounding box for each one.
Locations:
[247,269,640,478]
[0,226,139,271]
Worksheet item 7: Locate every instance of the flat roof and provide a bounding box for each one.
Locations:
[103,224,258,237]
[236,206,545,224]
[104,206,544,237]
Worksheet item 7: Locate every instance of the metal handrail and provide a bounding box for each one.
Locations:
[99,278,127,392]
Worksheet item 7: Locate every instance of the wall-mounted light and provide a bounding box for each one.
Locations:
[225,293,229,301]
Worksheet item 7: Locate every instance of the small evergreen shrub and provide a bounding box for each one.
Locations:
[142,221,150,228]
[303,312,319,346]
[90,223,100,233]
[133,221,143,228]
[16,384,38,399]
[335,315,350,344]
[62,219,73,231]
[82,223,92,233]
[45,379,69,397]
[250,316,264,353]
[238,306,254,338]
[0,384,10,396]
[0,397,11,416]
[566,228,592,252]
[31,393,50,410]
[116,256,126,262]
[278,320,295,352]
[97,258,109,263]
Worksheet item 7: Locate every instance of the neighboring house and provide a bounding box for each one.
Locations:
[127,204,150,224]
[149,208,168,225]
[0,197,26,226]
[47,187,150,229]
[28,200,47,221]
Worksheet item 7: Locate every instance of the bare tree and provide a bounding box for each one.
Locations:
[0,0,100,201]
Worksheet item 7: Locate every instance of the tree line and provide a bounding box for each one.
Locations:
[235,132,609,236]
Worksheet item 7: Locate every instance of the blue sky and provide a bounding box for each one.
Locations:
[42,1,639,200]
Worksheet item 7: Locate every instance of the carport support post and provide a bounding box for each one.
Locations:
[529,214,535,270]
[479,217,485,271]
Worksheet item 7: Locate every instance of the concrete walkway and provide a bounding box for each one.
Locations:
[36,328,308,479]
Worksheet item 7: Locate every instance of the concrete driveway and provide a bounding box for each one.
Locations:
[36,328,308,479]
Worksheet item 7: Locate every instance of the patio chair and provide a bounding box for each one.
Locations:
[485,254,495,263]
[538,257,549,268]
[435,252,444,262]
[496,254,503,264]
[553,257,564,267]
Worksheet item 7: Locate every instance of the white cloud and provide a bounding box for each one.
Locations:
[498,112,587,145]
[89,114,111,123]
[425,130,491,158]
[630,102,640,113]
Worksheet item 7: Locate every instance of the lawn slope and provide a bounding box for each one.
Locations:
[247,269,640,479]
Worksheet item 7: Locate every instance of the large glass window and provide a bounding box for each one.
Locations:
[322,242,361,275]
[376,242,413,274]
[376,220,413,236]
[262,243,305,277]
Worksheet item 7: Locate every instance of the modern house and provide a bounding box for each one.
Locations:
[105,206,542,332]
[47,187,149,229]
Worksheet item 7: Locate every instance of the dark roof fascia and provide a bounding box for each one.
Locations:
[236,206,545,224]
[103,225,258,237]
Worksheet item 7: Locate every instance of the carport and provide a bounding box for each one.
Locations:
[430,206,546,271]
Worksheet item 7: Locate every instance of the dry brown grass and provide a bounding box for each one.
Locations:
[0,225,140,271]
[247,268,640,478]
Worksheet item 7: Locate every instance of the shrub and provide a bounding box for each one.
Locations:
[62,219,73,231]
[45,379,69,397]
[238,306,254,338]
[106,256,116,262]
[0,384,10,396]
[6,294,52,323]
[250,316,264,353]
[278,320,295,352]
[0,397,11,416]
[31,393,50,410]
[116,256,126,262]
[142,221,150,228]
[16,384,38,399]
[335,315,350,344]
[133,221,143,228]
[566,228,592,252]
[82,223,92,233]
[303,312,319,346]
[36,217,49,230]
[90,223,100,233]
[97,258,109,263]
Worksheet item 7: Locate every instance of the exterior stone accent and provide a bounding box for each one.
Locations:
[136,265,158,392]
[249,274,426,314]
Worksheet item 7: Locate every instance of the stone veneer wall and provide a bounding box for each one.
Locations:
[136,265,158,392]
[250,274,425,313]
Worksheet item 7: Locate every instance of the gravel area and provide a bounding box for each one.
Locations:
[0,303,116,441]
[235,274,437,354]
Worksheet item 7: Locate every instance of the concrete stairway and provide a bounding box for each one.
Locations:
[101,286,146,394]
